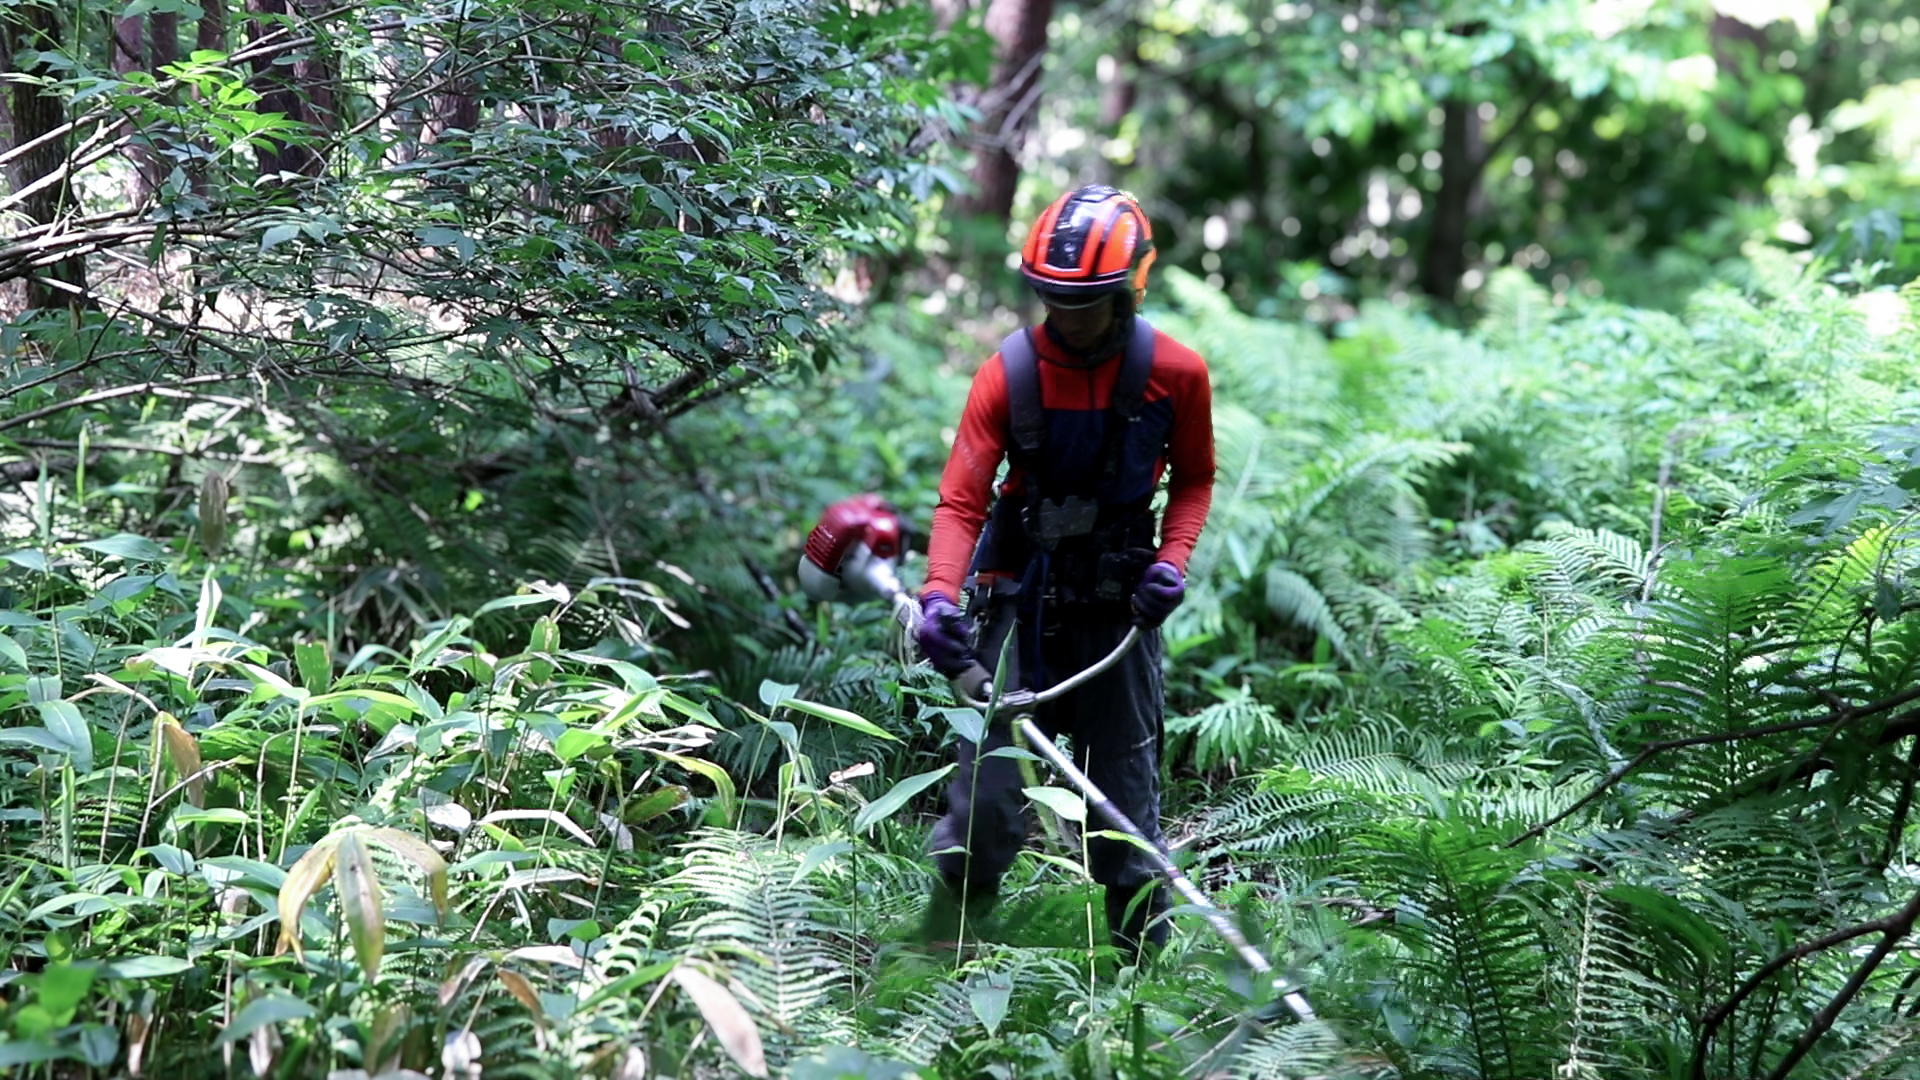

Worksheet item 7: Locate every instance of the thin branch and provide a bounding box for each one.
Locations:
[1506,685,1920,848]
[1761,885,1920,1080]
[1692,891,1920,1080]
[0,375,245,435]
[0,8,391,174]
[7,437,277,465]
[1882,736,1920,868]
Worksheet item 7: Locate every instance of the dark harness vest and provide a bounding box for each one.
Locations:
[967,317,1170,683]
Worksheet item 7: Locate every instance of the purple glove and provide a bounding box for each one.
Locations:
[1131,561,1185,628]
[917,591,975,677]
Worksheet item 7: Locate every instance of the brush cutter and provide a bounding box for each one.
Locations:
[798,498,1316,1026]
[946,632,1316,1026]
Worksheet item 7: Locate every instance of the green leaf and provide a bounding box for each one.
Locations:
[36,700,92,773]
[851,764,954,832]
[420,226,476,263]
[38,962,96,1020]
[218,993,315,1044]
[628,785,688,824]
[104,956,195,979]
[77,1024,118,1068]
[792,840,852,884]
[0,729,75,756]
[473,592,562,616]
[757,679,800,708]
[170,807,250,827]
[294,641,331,694]
[787,1047,917,1080]
[553,728,606,763]
[3,549,50,571]
[773,696,898,742]
[77,533,167,563]
[260,224,302,252]
[0,633,31,671]
[650,751,739,821]
[968,973,1012,1035]
[1605,884,1729,966]
[1875,580,1903,622]
[940,706,985,746]
[1023,785,1086,823]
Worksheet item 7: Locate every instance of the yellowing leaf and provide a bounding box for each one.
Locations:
[276,837,340,961]
[670,965,766,1077]
[198,473,229,558]
[439,955,490,1008]
[649,751,738,822]
[157,713,204,808]
[361,826,449,918]
[335,831,385,980]
[497,970,544,1027]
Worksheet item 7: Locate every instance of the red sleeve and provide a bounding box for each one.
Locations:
[1155,343,1214,571]
[923,357,1010,599]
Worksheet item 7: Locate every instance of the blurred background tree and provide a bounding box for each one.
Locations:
[909,0,1920,329]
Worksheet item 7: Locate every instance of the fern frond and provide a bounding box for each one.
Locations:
[667,832,849,1036]
[1221,1020,1347,1080]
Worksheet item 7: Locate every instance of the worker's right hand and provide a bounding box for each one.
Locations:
[916,591,975,677]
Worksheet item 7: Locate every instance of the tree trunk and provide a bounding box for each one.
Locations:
[1709,13,1769,82]
[1419,97,1484,301]
[245,0,336,179]
[2,0,91,310]
[956,0,1052,223]
[196,0,224,54]
[109,13,168,207]
[931,0,969,31]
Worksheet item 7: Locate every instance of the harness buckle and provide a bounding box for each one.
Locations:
[1023,496,1100,547]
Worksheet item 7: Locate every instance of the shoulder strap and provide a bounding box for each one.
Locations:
[999,329,1045,460]
[1097,317,1160,494]
[1111,317,1155,421]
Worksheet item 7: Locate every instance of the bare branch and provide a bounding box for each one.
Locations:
[1505,688,1920,848]
[1693,886,1920,1080]
[1760,886,1920,1080]
[0,375,247,435]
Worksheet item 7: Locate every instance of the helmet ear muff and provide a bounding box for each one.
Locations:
[1131,245,1157,307]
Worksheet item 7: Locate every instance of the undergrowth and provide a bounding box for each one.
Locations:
[6,261,1920,1078]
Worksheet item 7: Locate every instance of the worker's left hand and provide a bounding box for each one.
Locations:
[1131,561,1185,628]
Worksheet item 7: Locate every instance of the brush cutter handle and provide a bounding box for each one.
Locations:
[951,627,1141,712]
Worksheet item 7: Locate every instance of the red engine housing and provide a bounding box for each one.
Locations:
[804,494,902,572]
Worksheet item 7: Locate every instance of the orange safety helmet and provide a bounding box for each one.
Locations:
[1019,185,1157,308]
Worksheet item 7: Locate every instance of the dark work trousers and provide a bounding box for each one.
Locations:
[927,597,1171,954]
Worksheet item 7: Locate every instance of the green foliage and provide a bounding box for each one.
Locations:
[15,31,1920,1068]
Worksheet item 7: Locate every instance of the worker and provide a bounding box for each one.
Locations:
[916,184,1216,960]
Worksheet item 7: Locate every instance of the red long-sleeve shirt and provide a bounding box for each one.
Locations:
[922,324,1216,600]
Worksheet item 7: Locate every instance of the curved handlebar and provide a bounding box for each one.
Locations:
[954,626,1141,712]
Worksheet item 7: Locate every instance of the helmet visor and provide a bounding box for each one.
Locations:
[1034,287,1116,311]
